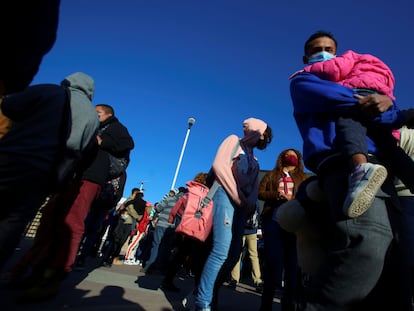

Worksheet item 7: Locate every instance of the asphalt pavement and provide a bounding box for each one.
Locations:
[0,238,281,311]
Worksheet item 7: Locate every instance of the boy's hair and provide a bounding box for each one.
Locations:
[96,104,115,116]
[304,30,338,55]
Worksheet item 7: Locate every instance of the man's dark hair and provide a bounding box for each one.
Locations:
[131,188,140,194]
[96,104,115,116]
[304,30,338,55]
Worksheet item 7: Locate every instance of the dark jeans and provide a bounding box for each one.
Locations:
[260,217,298,311]
[335,116,414,192]
[163,234,207,285]
[300,157,412,310]
[144,225,176,271]
[0,170,50,271]
[101,221,131,264]
[335,117,368,160]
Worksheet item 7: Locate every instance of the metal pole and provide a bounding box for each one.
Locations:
[171,118,195,190]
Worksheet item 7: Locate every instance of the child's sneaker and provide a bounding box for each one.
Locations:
[343,163,387,218]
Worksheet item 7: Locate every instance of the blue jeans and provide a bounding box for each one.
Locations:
[300,158,411,310]
[144,225,173,270]
[195,186,247,310]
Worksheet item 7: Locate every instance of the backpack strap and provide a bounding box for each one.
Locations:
[202,140,241,207]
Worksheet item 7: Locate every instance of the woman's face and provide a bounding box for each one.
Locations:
[282,150,298,167]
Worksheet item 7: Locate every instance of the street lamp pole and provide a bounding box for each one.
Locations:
[171,117,196,190]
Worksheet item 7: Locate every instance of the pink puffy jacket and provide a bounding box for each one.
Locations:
[304,50,395,99]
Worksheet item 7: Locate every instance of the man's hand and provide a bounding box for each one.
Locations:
[96,135,102,145]
[355,94,393,117]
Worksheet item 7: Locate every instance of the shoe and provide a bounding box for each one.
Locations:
[343,163,387,218]
[255,281,264,293]
[101,261,112,268]
[73,259,85,271]
[227,278,237,289]
[181,292,196,310]
[160,281,180,292]
[124,259,140,265]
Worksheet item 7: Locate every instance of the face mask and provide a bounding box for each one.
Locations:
[121,214,129,220]
[283,154,298,167]
[307,51,335,64]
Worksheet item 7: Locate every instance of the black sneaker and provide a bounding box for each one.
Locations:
[255,281,264,293]
[101,261,112,268]
[73,259,85,271]
[160,281,180,292]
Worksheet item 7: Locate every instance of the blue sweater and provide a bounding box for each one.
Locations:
[290,72,405,172]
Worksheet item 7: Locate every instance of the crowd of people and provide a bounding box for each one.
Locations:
[1,2,414,309]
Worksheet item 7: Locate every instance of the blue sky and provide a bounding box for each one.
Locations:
[33,0,414,204]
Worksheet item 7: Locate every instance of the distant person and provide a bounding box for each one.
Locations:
[161,172,208,292]
[258,148,308,311]
[100,206,134,267]
[194,117,273,311]
[228,205,263,292]
[141,188,184,274]
[124,201,154,265]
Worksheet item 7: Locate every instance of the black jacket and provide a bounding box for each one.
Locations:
[82,116,134,185]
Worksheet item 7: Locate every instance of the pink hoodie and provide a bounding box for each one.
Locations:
[303,50,395,99]
[212,118,267,206]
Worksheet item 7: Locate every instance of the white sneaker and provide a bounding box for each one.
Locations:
[343,163,387,218]
[124,259,134,265]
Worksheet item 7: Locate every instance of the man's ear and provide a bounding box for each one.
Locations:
[302,55,308,65]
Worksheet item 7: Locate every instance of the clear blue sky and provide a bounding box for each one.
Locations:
[32,0,414,204]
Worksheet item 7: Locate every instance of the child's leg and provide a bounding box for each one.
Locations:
[336,117,388,218]
[335,117,368,169]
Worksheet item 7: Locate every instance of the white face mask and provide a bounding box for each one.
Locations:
[307,51,335,64]
[121,214,129,220]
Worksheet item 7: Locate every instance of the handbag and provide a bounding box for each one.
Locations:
[108,153,129,178]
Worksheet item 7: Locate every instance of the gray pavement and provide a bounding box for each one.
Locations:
[0,239,281,311]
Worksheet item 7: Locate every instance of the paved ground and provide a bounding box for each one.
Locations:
[0,239,281,311]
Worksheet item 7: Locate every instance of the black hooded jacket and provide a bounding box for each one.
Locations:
[82,116,134,185]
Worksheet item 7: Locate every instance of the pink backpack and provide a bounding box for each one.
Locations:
[175,180,219,242]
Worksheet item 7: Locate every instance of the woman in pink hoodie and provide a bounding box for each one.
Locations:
[194,118,273,311]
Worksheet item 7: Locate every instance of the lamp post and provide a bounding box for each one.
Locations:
[171,117,196,190]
